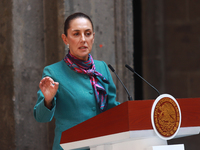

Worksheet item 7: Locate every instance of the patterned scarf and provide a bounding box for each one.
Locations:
[64,51,109,112]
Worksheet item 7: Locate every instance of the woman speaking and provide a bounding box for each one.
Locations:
[34,12,120,150]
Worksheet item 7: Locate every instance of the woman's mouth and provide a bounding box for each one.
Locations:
[79,46,88,50]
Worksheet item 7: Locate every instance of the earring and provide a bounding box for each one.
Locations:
[67,44,69,49]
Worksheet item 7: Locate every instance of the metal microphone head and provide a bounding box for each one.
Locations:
[125,64,135,73]
[108,64,115,72]
[125,64,160,96]
[108,64,133,100]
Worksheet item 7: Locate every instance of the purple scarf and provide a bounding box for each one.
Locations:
[64,51,109,112]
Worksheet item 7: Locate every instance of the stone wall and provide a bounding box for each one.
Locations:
[0,0,15,149]
[0,0,133,149]
[12,0,47,149]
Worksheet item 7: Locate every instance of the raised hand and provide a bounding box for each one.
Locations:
[39,77,59,109]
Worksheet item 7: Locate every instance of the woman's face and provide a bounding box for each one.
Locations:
[62,17,95,61]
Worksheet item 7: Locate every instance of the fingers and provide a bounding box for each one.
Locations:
[54,82,59,89]
[40,77,53,85]
[54,82,59,86]
[40,77,54,83]
[39,77,59,89]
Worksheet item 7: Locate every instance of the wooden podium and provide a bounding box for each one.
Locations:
[60,98,200,150]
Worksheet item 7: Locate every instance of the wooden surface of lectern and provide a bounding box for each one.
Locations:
[60,98,200,150]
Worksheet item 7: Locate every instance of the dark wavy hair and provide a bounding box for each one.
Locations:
[64,12,94,36]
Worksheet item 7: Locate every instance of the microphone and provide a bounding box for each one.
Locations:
[108,64,133,100]
[125,64,160,96]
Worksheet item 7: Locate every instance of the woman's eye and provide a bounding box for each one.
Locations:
[74,33,79,36]
[86,32,91,36]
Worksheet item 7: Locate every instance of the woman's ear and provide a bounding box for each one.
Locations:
[61,34,68,45]
[92,32,95,43]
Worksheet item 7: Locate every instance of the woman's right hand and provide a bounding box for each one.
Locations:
[39,77,59,109]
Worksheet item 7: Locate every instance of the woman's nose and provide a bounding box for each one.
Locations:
[80,34,86,42]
